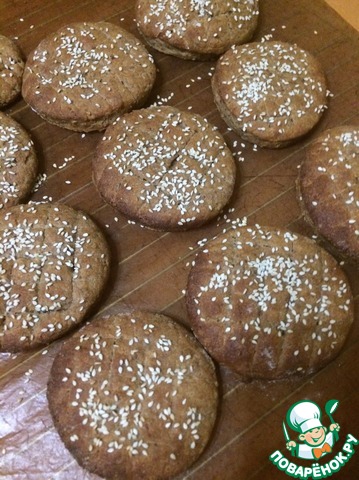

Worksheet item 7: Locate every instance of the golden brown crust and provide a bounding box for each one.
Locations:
[21,22,156,132]
[186,225,353,380]
[0,112,37,208]
[135,0,259,60]
[298,126,359,262]
[47,310,218,480]
[0,202,110,352]
[0,35,24,107]
[212,41,328,148]
[93,105,236,231]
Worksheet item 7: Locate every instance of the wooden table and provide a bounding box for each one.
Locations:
[0,1,358,479]
[325,0,359,31]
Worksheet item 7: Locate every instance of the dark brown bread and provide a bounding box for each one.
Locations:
[0,34,24,107]
[0,112,37,209]
[0,202,110,352]
[93,105,236,231]
[47,310,218,480]
[22,22,156,132]
[212,41,328,148]
[298,126,359,262]
[135,0,259,60]
[186,224,353,380]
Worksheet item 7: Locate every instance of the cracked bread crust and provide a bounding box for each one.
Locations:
[135,0,259,60]
[298,126,359,262]
[212,41,328,148]
[186,225,353,380]
[0,112,37,209]
[93,105,236,231]
[21,22,156,132]
[0,35,24,107]
[47,310,218,480]
[0,202,110,352]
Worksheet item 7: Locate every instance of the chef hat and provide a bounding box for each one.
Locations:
[286,400,323,433]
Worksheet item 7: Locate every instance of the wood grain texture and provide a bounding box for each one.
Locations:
[0,1,358,479]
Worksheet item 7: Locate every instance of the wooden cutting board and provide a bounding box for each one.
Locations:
[0,1,358,479]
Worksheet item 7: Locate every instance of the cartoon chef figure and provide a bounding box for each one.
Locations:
[285,400,340,460]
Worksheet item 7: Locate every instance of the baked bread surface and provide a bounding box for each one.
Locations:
[47,310,218,480]
[0,112,37,209]
[212,41,328,147]
[136,0,259,60]
[298,126,359,262]
[93,105,236,231]
[0,34,24,107]
[0,202,110,352]
[186,225,353,379]
[22,22,156,131]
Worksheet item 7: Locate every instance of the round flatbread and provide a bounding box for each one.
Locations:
[0,202,110,352]
[186,224,353,379]
[136,0,259,60]
[212,41,328,147]
[0,34,24,107]
[298,126,359,262]
[0,112,37,209]
[93,105,236,231]
[47,310,218,480]
[22,22,156,131]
